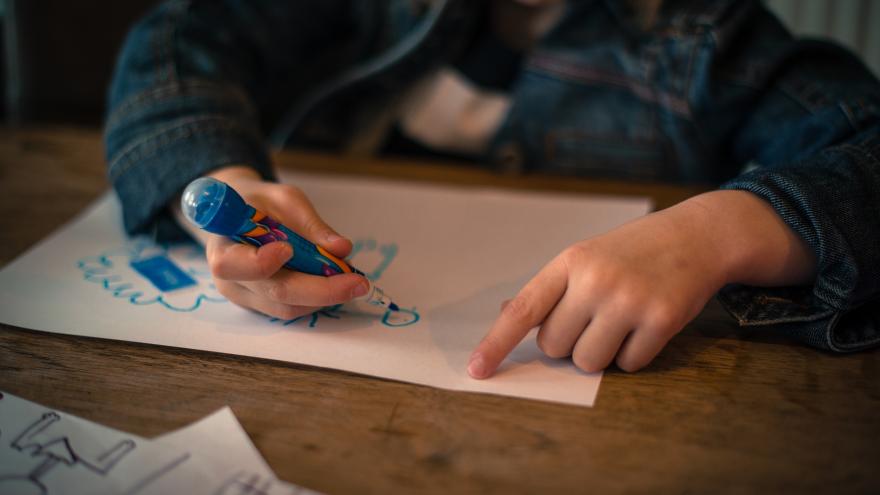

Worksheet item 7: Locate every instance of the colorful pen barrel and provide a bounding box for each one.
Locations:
[181,177,398,311]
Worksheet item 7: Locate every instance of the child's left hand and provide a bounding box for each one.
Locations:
[467,190,818,377]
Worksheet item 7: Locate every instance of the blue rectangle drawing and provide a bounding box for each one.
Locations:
[130,255,198,292]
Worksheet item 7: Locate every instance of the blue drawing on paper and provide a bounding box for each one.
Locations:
[76,237,420,327]
[129,256,198,292]
[269,304,420,329]
[269,304,344,328]
[271,239,420,328]
[76,239,224,312]
[381,306,421,327]
[347,239,398,281]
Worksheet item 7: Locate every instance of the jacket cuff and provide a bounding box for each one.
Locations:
[106,114,275,240]
[717,144,880,352]
[718,284,880,352]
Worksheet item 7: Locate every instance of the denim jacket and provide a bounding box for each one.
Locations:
[105,0,880,353]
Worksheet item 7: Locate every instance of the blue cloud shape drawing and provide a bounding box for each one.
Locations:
[76,239,225,312]
[76,237,419,327]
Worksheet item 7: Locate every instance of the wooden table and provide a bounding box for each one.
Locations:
[1,127,878,494]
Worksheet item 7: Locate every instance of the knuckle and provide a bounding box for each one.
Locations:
[255,254,280,279]
[572,352,604,373]
[266,282,289,303]
[649,303,681,333]
[609,291,638,314]
[209,257,230,279]
[502,295,535,324]
[558,245,585,270]
[275,305,305,321]
[322,283,347,305]
[214,281,236,300]
[274,183,304,200]
[301,215,327,238]
[305,281,340,306]
[606,287,648,319]
[616,353,649,373]
[573,265,613,297]
[536,329,571,358]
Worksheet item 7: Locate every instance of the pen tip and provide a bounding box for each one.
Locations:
[389,302,399,312]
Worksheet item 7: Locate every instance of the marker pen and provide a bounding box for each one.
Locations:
[181,177,399,311]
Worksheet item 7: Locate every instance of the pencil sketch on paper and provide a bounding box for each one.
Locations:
[0,399,136,494]
[75,237,420,327]
[122,452,192,495]
[213,470,309,495]
[0,393,307,495]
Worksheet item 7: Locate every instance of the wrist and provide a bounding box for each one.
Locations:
[206,164,263,186]
[676,190,817,287]
[652,195,734,294]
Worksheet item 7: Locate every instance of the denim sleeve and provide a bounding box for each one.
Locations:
[708,4,880,351]
[104,0,366,240]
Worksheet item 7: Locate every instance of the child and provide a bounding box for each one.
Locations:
[104,0,880,378]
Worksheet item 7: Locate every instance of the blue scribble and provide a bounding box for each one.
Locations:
[78,237,418,326]
[268,304,344,327]
[382,307,420,327]
[268,238,417,329]
[348,239,398,281]
[76,240,225,312]
[346,239,374,261]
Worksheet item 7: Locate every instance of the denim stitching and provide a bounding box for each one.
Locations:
[158,0,188,84]
[723,175,853,313]
[849,134,880,165]
[525,53,692,117]
[106,81,253,130]
[828,309,880,351]
[543,128,666,178]
[718,288,835,326]
[108,115,260,181]
[111,122,244,183]
[837,101,869,132]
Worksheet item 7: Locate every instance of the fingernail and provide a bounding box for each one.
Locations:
[274,243,292,262]
[351,280,369,298]
[325,232,343,244]
[468,353,487,379]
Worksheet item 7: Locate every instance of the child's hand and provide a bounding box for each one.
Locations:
[467,190,817,377]
[178,166,369,320]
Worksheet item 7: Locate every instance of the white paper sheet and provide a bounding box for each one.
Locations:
[0,391,316,494]
[0,172,651,407]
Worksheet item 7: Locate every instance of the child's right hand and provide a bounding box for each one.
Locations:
[178,166,370,320]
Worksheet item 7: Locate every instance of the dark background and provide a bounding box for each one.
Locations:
[2,1,876,128]
[2,0,156,126]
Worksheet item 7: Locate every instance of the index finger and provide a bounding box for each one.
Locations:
[207,235,292,281]
[468,258,568,379]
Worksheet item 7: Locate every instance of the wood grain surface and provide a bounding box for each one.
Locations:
[1,127,878,494]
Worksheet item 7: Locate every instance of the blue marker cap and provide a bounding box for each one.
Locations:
[181,177,251,236]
